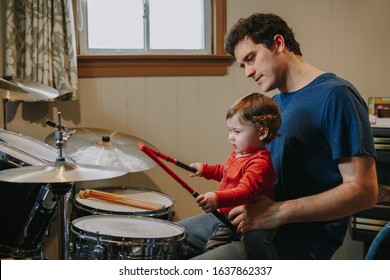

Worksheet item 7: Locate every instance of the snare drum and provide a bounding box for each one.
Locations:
[0,129,74,258]
[70,215,186,260]
[72,186,175,220]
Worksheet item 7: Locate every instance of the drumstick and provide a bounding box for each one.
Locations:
[138,142,240,238]
[141,145,197,173]
[79,189,164,210]
[79,189,165,211]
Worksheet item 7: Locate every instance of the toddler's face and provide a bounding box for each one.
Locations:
[227,114,262,155]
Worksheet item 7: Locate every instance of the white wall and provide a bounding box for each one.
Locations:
[1,0,389,259]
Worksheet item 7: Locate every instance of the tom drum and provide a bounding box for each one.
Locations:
[72,186,175,220]
[69,215,186,260]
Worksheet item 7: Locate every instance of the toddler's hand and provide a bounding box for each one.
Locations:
[196,192,217,213]
[189,162,203,177]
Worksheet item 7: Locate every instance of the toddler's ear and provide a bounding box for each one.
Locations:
[258,127,269,141]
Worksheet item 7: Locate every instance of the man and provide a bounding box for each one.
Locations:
[226,12,378,259]
[178,13,378,260]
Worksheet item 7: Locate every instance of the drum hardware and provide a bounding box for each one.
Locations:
[45,119,76,141]
[88,232,106,260]
[0,76,60,129]
[45,127,158,172]
[139,143,240,239]
[0,113,127,260]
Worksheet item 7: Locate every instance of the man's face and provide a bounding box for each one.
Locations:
[234,37,281,93]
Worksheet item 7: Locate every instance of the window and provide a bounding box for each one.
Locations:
[75,0,234,77]
[80,0,211,55]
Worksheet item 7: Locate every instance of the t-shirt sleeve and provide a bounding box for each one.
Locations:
[323,86,376,161]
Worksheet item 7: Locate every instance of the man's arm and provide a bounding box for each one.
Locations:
[229,155,378,232]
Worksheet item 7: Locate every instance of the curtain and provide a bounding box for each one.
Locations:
[5,0,78,100]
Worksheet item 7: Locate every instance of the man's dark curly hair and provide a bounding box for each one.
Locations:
[224,13,302,57]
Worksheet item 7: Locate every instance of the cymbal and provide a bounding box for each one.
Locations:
[45,127,158,172]
[0,160,127,183]
[0,77,59,101]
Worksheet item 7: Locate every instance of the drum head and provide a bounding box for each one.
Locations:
[74,186,174,216]
[72,215,184,239]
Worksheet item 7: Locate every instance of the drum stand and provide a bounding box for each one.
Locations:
[51,182,73,260]
[51,113,74,260]
[2,98,9,129]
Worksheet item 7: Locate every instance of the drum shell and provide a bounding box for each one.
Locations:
[0,129,75,258]
[0,182,57,258]
[72,186,175,220]
[69,215,186,260]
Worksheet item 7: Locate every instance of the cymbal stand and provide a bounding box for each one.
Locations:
[2,98,8,129]
[50,112,74,260]
[51,182,73,260]
[1,75,11,129]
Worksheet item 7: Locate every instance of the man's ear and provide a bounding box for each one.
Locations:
[259,127,269,141]
[273,34,285,52]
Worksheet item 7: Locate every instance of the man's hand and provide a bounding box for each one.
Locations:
[229,195,282,233]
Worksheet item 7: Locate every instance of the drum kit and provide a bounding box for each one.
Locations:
[0,77,186,260]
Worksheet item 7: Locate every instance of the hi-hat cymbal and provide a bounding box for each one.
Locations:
[0,160,127,183]
[0,77,59,101]
[45,127,158,172]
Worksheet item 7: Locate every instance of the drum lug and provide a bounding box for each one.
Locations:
[92,232,106,260]
[68,240,74,258]
[117,251,126,260]
[92,245,105,260]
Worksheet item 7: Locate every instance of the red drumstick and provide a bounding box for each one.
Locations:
[142,145,197,173]
[138,142,239,237]
[138,143,197,195]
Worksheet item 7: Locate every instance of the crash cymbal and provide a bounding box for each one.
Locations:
[0,77,28,93]
[0,77,59,101]
[0,160,127,183]
[45,127,157,172]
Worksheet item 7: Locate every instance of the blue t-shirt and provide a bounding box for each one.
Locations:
[269,73,376,259]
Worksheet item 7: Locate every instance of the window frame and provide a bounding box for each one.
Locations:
[74,0,235,77]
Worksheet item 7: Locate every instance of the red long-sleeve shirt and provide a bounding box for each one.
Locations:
[202,149,275,214]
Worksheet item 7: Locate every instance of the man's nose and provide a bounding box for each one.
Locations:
[245,66,255,78]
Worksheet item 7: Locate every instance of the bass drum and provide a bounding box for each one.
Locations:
[0,129,74,259]
[70,215,186,260]
[72,186,175,220]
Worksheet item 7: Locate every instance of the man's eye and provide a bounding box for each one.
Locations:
[246,55,255,63]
